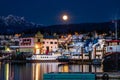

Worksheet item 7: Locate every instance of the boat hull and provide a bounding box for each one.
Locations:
[103,52,120,72]
[26,54,59,60]
[56,56,70,62]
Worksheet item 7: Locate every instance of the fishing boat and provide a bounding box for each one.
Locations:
[103,40,120,72]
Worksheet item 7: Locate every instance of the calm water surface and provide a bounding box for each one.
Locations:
[0,62,103,80]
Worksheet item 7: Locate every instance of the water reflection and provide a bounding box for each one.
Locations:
[58,64,103,72]
[32,63,59,80]
[0,62,103,80]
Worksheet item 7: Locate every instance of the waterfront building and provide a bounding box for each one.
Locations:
[42,36,58,54]
[19,32,58,54]
[19,31,43,54]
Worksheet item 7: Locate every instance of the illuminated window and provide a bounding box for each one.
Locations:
[27,39,29,41]
[38,39,40,42]
[50,42,53,44]
[55,42,57,44]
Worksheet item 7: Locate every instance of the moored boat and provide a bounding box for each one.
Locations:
[92,59,102,65]
[26,53,61,61]
[103,40,120,72]
[56,55,70,62]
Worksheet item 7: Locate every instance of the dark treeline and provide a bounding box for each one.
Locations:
[0,15,120,35]
[25,20,120,35]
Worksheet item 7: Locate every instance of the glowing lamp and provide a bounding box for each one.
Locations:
[35,44,39,49]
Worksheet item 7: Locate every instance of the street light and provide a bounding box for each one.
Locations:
[35,44,39,49]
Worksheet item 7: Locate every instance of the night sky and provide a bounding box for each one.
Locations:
[0,0,120,25]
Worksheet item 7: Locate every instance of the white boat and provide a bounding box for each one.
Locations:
[26,53,61,60]
[91,39,105,59]
[68,39,105,60]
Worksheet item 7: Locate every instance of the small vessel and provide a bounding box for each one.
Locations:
[10,52,32,60]
[26,53,60,61]
[103,40,120,72]
[92,59,102,65]
[56,55,70,62]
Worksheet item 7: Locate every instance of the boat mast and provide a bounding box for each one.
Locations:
[115,9,119,40]
[115,19,117,40]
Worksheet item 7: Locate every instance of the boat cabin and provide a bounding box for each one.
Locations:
[105,40,120,54]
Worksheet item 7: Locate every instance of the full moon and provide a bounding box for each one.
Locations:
[62,15,68,21]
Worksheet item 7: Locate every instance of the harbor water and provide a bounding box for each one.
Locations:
[0,62,103,80]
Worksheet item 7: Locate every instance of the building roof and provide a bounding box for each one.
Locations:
[43,35,57,39]
[20,34,57,39]
[20,34,35,38]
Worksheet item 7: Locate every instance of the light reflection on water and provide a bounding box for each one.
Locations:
[0,62,103,80]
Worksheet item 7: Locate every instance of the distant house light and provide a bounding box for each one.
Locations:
[35,44,39,49]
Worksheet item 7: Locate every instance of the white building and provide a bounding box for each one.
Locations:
[42,36,58,54]
[19,32,58,54]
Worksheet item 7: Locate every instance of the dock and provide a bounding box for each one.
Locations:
[96,72,120,79]
[0,59,101,65]
[0,60,58,63]
[0,59,96,64]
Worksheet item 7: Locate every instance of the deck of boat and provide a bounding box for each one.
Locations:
[44,72,120,80]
